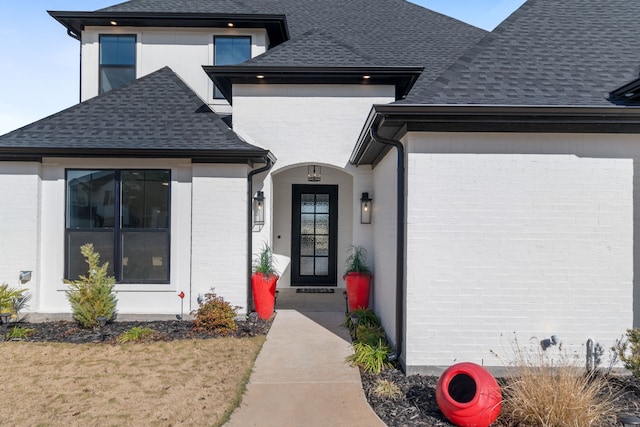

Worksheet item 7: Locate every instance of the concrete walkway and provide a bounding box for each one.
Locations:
[225,308,385,427]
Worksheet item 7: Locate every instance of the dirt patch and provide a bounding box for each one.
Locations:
[0,319,269,426]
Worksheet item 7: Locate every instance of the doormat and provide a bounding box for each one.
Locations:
[296,288,335,294]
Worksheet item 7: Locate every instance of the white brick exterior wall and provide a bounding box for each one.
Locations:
[80,27,267,105]
[372,151,399,346]
[191,164,249,312]
[233,84,391,285]
[0,162,40,304]
[401,132,634,374]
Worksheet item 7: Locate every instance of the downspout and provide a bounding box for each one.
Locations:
[369,127,405,366]
[247,156,274,313]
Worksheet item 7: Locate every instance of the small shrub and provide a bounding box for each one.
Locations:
[613,328,640,378]
[7,326,35,340]
[192,288,239,335]
[347,339,393,374]
[343,308,381,329]
[355,325,386,347]
[64,243,118,328]
[498,342,616,426]
[372,379,402,400]
[0,283,31,321]
[117,326,158,344]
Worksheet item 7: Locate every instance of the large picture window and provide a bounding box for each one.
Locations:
[99,34,136,94]
[213,36,251,98]
[66,170,170,283]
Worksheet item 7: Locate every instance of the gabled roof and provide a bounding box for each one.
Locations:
[0,67,270,163]
[242,30,377,67]
[90,0,487,85]
[405,0,640,106]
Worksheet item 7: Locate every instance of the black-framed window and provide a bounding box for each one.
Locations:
[213,36,251,98]
[65,170,170,283]
[99,34,136,94]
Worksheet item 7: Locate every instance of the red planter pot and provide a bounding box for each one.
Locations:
[436,362,502,427]
[344,272,371,311]
[251,273,278,320]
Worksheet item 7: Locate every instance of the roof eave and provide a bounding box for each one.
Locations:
[352,104,640,166]
[202,65,424,105]
[48,11,290,48]
[0,147,273,165]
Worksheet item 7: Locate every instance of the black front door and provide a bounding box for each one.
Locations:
[291,185,338,286]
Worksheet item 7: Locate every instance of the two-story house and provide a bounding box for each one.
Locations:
[2,0,640,374]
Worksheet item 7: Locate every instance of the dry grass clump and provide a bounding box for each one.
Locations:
[372,378,403,400]
[496,345,616,427]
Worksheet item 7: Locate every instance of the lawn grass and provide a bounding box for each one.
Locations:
[0,337,265,426]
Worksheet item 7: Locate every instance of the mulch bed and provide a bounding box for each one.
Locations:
[4,317,272,344]
[361,368,640,426]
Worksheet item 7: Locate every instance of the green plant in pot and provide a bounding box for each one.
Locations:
[251,243,279,320]
[344,245,372,311]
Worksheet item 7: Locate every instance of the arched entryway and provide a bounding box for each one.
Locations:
[271,164,354,290]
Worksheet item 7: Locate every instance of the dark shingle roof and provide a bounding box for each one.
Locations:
[98,0,487,83]
[0,67,268,161]
[406,0,640,106]
[243,30,377,67]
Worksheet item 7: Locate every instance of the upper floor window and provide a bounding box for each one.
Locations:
[99,34,136,94]
[214,36,251,98]
[66,169,170,283]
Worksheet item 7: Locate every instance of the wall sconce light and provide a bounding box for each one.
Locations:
[360,192,372,224]
[307,165,321,182]
[253,191,265,226]
[540,335,559,351]
[19,271,32,284]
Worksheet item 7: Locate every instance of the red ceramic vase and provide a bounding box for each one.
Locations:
[251,273,278,320]
[436,362,502,427]
[344,272,371,311]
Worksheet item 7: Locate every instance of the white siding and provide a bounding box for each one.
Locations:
[402,133,634,374]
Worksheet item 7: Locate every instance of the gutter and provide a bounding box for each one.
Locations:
[369,127,405,367]
[247,154,275,313]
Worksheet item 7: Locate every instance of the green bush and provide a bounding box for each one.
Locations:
[192,289,239,335]
[347,339,393,374]
[343,308,381,329]
[355,325,386,347]
[64,243,118,328]
[613,328,640,377]
[7,326,35,340]
[117,326,159,344]
[0,283,31,322]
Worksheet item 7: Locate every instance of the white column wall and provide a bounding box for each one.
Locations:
[233,84,391,280]
[191,164,249,313]
[81,27,267,104]
[0,162,41,307]
[403,132,634,374]
[371,151,399,346]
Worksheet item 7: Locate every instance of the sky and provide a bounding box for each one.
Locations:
[0,0,525,135]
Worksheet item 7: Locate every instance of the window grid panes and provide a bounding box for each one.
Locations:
[213,36,251,98]
[299,193,330,277]
[66,169,170,284]
[99,34,136,94]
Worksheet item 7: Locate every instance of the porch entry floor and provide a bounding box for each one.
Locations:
[276,288,347,313]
